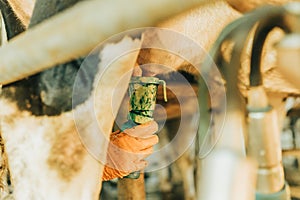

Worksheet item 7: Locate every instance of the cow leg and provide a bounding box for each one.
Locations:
[174,116,197,200]
[175,145,196,200]
[156,127,173,193]
[163,116,197,200]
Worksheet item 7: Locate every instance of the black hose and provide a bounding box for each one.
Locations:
[250,13,290,87]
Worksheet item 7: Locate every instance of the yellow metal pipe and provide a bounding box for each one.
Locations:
[0,0,203,85]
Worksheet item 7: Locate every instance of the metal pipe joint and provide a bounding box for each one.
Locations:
[247,87,285,194]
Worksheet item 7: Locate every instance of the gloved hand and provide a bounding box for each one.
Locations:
[102,121,158,181]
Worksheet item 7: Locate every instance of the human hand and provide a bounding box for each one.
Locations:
[102,121,158,181]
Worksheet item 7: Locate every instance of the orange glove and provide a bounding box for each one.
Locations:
[102,121,158,181]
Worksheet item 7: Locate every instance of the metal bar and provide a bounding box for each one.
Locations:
[0,0,203,85]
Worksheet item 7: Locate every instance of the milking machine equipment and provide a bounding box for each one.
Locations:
[198,2,300,199]
[121,76,167,179]
[117,72,167,199]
